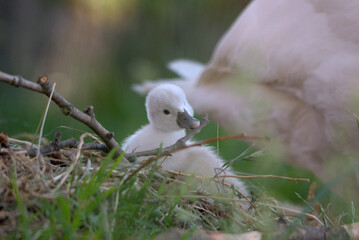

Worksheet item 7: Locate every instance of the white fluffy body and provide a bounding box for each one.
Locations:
[133,0,359,189]
[122,84,249,196]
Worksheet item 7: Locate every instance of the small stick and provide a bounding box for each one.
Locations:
[8,137,33,147]
[125,114,210,161]
[53,133,97,192]
[164,169,207,179]
[123,121,268,183]
[185,134,268,149]
[216,175,310,183]
[27,132,109,157]
[28,133,75,157]
[36,83,56,159]
[34,131,261,159]
[165,169,309,183]
[126,129,268,161]
[259,203,323,226]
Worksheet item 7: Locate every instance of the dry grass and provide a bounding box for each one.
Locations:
[0,133,356,239]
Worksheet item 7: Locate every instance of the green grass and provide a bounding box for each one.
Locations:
[1,126,358,239]
[2,149,237,239]
[0,148,257,238]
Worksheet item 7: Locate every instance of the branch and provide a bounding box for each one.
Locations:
[24,113,210,160]
[53,132,97,192]
[125,114,210,161]
[126,125,268,162]
[123,119,268,183]
[27,114,211,159]
[189,134,269,146]
[27,132,110,157]
[0,71,124,158]
[216,174,310,183]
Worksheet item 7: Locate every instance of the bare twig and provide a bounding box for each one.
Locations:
[53,133,97,192]
[137,133,266,160]
[36,82,56,159]
[259,203,324,225]
[186,133,269,148]
[81,143,109,152]
[34,124,246,159]
[0,71,124,157]
[123,119,267,184]
[28,132,74,157]
[27,132,109,157]
[175,113,210,144]
[164,169,307,185]
[125,114,210,161]
[216,174,310,183]
[125,129,268,163]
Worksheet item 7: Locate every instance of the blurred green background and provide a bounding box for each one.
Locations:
[0,0,354,218]
[0,0,248,141]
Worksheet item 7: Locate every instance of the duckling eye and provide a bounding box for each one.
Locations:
[163,109,170,115]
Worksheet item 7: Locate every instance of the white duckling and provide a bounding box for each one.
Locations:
[123,84,249,197]
[133,0,359,194]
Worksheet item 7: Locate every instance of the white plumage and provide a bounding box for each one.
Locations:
[134,0,359,189]
[123,84,249,197]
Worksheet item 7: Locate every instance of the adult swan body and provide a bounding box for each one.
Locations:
[134,0,359,198]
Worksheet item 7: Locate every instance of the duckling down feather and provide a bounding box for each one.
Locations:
[123,84,249,197]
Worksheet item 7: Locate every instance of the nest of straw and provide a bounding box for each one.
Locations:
[1,133,352,239]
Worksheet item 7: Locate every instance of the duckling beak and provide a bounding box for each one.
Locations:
[177,110,201,130]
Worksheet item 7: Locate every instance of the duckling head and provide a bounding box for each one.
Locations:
[146,84,200,132]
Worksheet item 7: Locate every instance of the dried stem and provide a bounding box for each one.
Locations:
[28,132,72,157]
[125,114,210,161]
[36,83,56,159]
[126,131,268,162]
[216,175,310,183]
[259,203,324,226]
[165,169,309,183]
[186,134,269,148]
[53,133,97,192]
[26,114,210,158]
[123,122,268,184]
